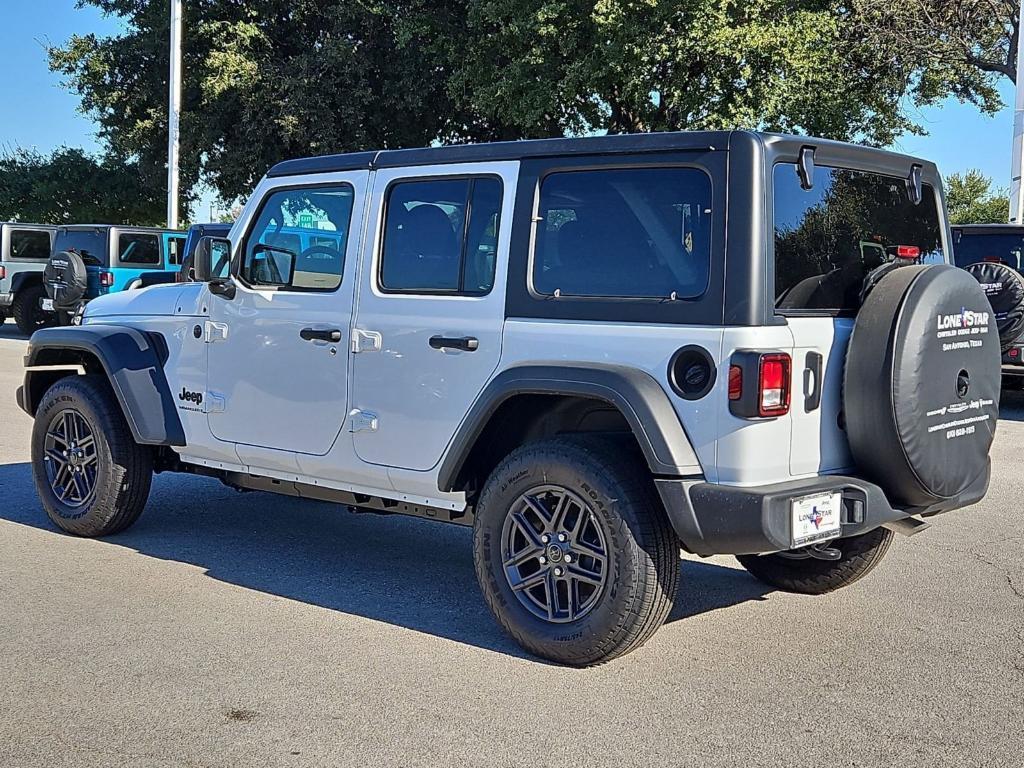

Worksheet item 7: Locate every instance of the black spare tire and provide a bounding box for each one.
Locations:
[963,261,1024,351]
[43,250,88,310]
[845,264,1000,508]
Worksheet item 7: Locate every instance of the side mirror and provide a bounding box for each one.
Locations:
[193,236,232,282]
[248,243,297,288]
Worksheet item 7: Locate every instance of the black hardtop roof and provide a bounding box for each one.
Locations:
[952,223,1022,232]
[266,130,937,179]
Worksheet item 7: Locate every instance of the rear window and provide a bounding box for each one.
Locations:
[952,231,1024,272]
[55,229,107,267]
[8,229,51,260]
[532,167,712,299]
[118,233,161,266]
[774,165,944,314]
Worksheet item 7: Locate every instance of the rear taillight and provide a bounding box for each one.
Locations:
[896,245,921,259]
[758,354,791,417]
[99,271,114,287]
[729,351,791,418]
[0,266,6,280]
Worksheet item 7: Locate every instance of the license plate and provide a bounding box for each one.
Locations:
[790,492,843,548]
[40,298,54,312]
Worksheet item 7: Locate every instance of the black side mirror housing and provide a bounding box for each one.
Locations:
[193,236,235,298]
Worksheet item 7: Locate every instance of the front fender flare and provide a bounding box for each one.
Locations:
[437,363,703,492]
[21,325,185,446]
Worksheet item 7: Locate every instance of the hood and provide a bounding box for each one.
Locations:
[83,283,192,319]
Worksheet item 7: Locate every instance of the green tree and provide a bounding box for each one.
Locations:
[851,0,1016,115]
[0,147,165,225]
[945,169,1010,224]
[49,0,1019,204]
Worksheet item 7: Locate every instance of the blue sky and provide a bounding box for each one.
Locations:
[0,1,1018,209]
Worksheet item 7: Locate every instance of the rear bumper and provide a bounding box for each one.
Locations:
[656,467,990,556]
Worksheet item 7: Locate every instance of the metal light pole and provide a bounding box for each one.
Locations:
[1010,1,1024,223]
[166,0,183,229]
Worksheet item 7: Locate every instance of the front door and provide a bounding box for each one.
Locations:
[206,173,367,455]
[349,162,516,471]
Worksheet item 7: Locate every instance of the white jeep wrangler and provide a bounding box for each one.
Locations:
[18,132,1000,665]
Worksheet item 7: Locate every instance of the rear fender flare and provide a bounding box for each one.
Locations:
[437,363,703,492]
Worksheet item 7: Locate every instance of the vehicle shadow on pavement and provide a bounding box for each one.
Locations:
[0,462,772,661]
[0,325,29,341]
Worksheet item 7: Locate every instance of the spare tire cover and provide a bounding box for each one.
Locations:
[844,264,1000,508]
[43,250,88,309]
[964,261,1024,351]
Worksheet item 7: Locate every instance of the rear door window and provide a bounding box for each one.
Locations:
[380,177,503,294]
[532,167,712,299]
[55,229,107,267]
[8,230,51,260]
[118,233,162,266]
[773,165,944,314]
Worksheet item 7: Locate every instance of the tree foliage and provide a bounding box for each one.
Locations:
[852,0,1017,113]
[48,0,1023,204]
[0,147,165,225]
[945,169,1010,224]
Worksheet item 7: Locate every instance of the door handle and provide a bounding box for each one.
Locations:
[300,327,343,343]
[804,351,823,412]
[429,335,479,352]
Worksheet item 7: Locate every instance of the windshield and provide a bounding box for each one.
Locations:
[952,231,1024,272]
[54,229,108,267]
[773,165,944,314]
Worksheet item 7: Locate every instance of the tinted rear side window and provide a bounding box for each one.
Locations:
[55,230,107,266]
[773,165,943,313]
[167,236,187,266]
[532,167,712,299]
[8,230,51,260]
[952,231,1024,272]
[118,233,161,265]
[380,177,503,294]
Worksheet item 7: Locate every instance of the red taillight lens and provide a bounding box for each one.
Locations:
[896,245,920,259]
[99,271,114,287]
[758,353,791,417]
[983,256,1002,263]
[1011,348,1020,358]
[0,266,6,280]
[728,365,743,401]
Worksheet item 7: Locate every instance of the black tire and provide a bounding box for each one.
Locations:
[845,265,1000,507]
[12,284,52,336]
[31,375,152,537]
[964,261,1024,352]
[736,527,894,595]
[473,436,679,666]
[43,250,88,310]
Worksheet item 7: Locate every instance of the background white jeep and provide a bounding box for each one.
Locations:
[0,222,56,334]
[17,131,1000,665]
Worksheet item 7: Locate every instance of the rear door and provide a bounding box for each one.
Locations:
[772,162,946,476]
[349,162,515,471]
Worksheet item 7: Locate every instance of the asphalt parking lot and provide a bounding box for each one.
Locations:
[0,324,1021,768]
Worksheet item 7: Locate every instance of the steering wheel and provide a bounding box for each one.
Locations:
[299,244,343,263]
